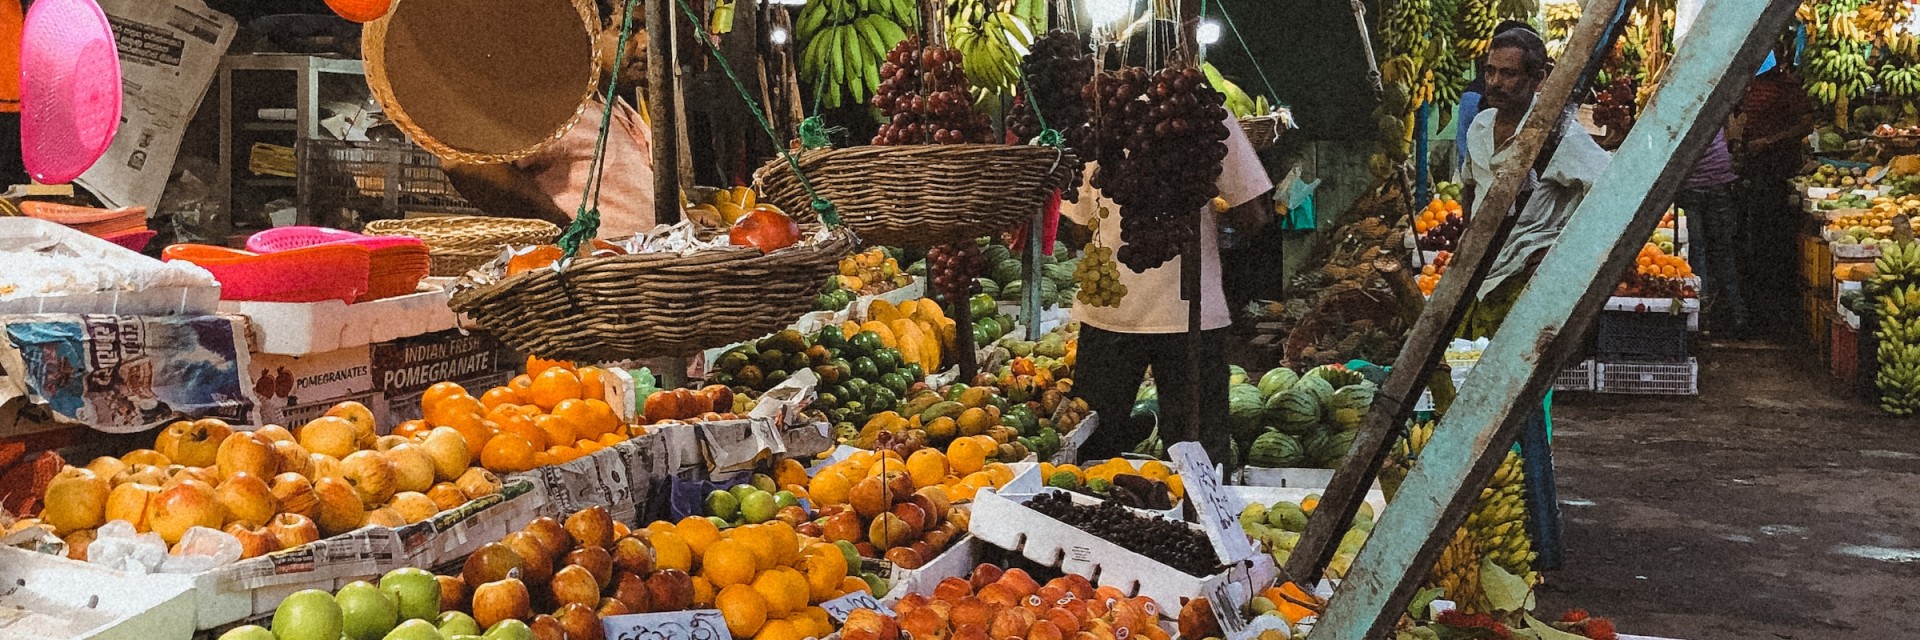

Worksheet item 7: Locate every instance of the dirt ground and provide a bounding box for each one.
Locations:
[1537,343,1920,640]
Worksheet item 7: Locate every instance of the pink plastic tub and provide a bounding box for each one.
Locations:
[162,243,371,303]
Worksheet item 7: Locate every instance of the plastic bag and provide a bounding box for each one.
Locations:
[86,520,169,574]
[159,525,241,573]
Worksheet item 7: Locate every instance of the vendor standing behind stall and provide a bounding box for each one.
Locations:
[444,1,656,239]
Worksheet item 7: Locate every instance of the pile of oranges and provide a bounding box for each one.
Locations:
[1416,251,1452,297]
[1634,243,1693,280]
[1411,197,1464,236]
[809,438,1023,507]
[395,358,630,473]
[643,514,865,640]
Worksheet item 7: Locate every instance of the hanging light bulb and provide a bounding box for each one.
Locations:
[326,0,393,23]
[1086,0,1132,30]
[770,27,790,45]
[1197,20,1220,45]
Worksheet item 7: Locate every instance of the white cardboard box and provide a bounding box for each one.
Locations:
[227,283,460,356]
[970,489,1230,617]
[0,545,197,640]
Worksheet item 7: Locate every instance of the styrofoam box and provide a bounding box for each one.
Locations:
[1603,296,1702,331]
[1049,411,1099,465]
[0,218,220,316]
[226,283,460,356]
[881,535,985,604]
[1228,485,1387,517]
[849,276,928,322]
[0,545,197,640]
[970,489,1229,617]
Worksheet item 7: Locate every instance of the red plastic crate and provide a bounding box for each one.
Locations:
[1832,319,1859,383]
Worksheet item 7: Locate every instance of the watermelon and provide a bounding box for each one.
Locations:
[1229,365,1249,386]
[1313,429,1360,468]
[1257,367,1300,398]
[1295,375,1336,405]
[1328,406,1364,431]
[1327,382,1377,411]
[983,244,1013,266]
[1228,384,1267,442]
[1248,431,1307,468]
[991,259,1023,285]
[1268,386,1323,436]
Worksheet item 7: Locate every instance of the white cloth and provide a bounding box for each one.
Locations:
[1462,100,1612,298]
[1063,114,1273,333]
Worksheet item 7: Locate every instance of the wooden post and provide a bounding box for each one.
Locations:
[1309,2,1796,636]
[648,0,684,220]
[1284,0,1631,586]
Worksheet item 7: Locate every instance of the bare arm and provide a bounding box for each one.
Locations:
[443,162,574,226]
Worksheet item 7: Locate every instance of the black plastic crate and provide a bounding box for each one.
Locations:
[1595,310,1690,360]
[297,139,480,227]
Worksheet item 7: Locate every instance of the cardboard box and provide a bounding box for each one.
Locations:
[394,477,548,572]
[0,545,197,640]
[370,331,508,397]
[247,346,375,425]
[226,284,461,356]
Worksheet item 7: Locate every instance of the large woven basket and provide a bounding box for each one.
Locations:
[363,216,561,277]
[1239,115,1281,151]
[753,145,1077,247]
[448,226,857,360]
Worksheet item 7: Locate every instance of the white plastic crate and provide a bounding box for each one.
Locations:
[1553,359,1596,391]
[1595,358,1699,396]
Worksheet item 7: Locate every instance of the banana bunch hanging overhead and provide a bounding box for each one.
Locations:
[797,0,918,108]
[946,0,1042,97]
[1805,44,1875,107]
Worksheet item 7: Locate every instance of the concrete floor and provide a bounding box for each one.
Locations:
[1538,343,1920,640]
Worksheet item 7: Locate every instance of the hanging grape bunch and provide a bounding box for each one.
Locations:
[1073,220,1127,307]
[927,241,987,302]
[871,37,994,145]
[1008,29,1095,202]
[1088,66,1231,272]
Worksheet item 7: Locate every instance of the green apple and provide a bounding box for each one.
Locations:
[861,571,886,596]
[338,581,400,640]
[750,473,777,493]
[379,567,443,621]
[217,625,276,640]
[740,491,777,524]
[435,612,481,637]
[271,589,343,640]
[382,619,446,640]
[705,489,740,521]
[482,619,534,640]
[833,540,862,570]
[772,490,800,510]
[728,483,758,504]
[707,515,732,529]
[450,637,485,640]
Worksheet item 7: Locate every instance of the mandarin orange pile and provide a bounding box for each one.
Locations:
[810,439,1023,507]
[396,358,630,473]
[641,513,864,640]
[1634,243,1693,280]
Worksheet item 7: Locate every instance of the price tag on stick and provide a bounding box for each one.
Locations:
[1168,442,1255,564]
[820,590,894,623]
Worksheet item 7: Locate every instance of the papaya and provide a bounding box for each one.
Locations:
[859,321,898,349]
[917,400,966,424]
[869,298,904,324]
[840,320,862,340]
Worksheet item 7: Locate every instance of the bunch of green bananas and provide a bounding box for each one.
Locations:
[1873,242,1920,415]
[796,0,916,108]
[1496,0,1537,20]
[1806,46,1875,106]
[1386,421,1539,588]
[947,0,1041,96]
[1454,0,1499,62]
[1889,33,1920,64]
[1432,50,1471,109]
[1202,63,1270,118]
[1380,0,1435,58]
[1882,64,1920,99]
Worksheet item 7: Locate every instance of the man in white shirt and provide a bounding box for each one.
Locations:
[1063,112,1273,464]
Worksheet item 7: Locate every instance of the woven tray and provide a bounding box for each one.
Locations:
[753,145,1076,247]
[1239,115,1281,151]
[448,226,857,360]
[362,216,560,277]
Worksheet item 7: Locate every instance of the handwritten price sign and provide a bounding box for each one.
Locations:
[820,590,894,623]
[603,609,732,640]
[1168,442,1255,564]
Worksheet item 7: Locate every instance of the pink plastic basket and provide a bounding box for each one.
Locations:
[20,0,122,184]
[162,243,371,303]
[101,229,156,253]
[246,226,424,253]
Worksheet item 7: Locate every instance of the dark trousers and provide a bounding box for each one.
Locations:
[1677,183,1748,331]
[1074,325,1231,465]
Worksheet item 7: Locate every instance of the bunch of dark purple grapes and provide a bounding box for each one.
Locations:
[871,37,994,145]
[1007,30,1095,201]
[926,241,986,302]
[1087,66,1231,272]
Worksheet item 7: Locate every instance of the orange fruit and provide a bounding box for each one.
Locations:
[480,432,537,472]
[392,419,430,440]
[802,544,848,602]
[445,414,497,459]
[948,437,989,475]
[731,524,779,572]
[582,399,621,436]
[528,368,583,411]
[756,619,804,640]
[906,449,949,489]
[479,386,522,410]
[702,538,759,587]
[424,393,485,427]
[576,439,606,455]
[773,458,808,489]
[839,575,871,595]
[576,366,607,401]
[419,381,467,413]
[808,469,853,505]
[764,521,801,566]
[651,530,694,572]
[752,569,799,617]
[692,576,718,608]
[598,432,627,446]
[531,451,556,468]
[676,515,723,557]
[495,413,549,451]
[548,445,582,463]
[716,584,769,637]
[982,462,1014,487]
[534,414,577,447]
[526,355,575,374]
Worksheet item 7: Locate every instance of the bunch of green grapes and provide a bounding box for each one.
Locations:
[1074,241,1127,306]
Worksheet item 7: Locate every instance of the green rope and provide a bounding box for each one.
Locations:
[675,0,840,225]
[1019,74,1064,148]
[1212,0,1281,110]
[556,0,644,258]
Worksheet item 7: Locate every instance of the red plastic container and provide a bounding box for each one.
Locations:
[162,243,371,303]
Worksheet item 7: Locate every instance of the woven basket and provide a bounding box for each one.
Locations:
[753,145,1076,247]
[1239,115,1281,151]
[363,216,561,277]
[449,226,857,360]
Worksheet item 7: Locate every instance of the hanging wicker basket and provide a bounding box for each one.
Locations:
[447,225,857,361]
[362,216,561,277]
[753,145,1077,247]
[1239,115,1281,151]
